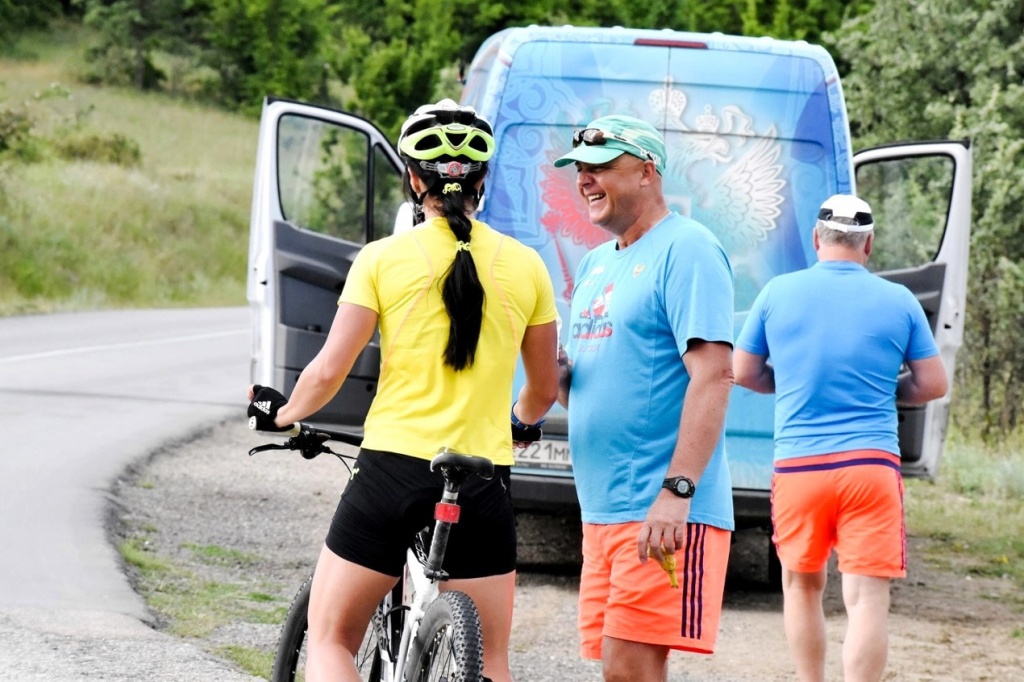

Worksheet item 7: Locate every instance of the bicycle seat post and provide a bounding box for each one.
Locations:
[423,468,463,581]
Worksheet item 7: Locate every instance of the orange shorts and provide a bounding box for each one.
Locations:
[578,521,731,659]
[771,450,906,577]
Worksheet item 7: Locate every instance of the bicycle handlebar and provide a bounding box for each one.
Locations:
[247,418,362,460]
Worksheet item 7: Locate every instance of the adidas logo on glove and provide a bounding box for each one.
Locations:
[254,400,273,415]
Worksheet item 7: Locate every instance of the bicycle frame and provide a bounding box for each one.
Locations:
[376,547,440,681]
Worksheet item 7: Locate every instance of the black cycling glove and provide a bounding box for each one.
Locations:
[511,402,544,443]
[512,422,543,442]
[248,385,291,432]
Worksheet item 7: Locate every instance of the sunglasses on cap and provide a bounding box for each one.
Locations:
[571,127,655,162]
[817,207,873,227]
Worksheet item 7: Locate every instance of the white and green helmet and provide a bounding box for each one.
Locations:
[398,99,496,179]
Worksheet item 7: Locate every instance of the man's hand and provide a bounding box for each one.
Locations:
[637,493,691,564]
[556,344,572,409]
[247,384,291,432]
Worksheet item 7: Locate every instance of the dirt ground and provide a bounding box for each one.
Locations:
[113,420,1024,681]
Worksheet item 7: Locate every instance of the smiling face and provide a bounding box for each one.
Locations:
[575,153,658,240]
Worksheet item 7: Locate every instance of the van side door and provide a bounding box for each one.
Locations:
[247,99,403,431]
[854,140,973,477]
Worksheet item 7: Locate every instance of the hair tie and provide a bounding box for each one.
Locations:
[442,182,462,194]
[455,241,471,253]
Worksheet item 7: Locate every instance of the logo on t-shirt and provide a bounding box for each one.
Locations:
[573,283,614,340]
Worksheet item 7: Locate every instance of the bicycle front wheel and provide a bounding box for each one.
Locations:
[403,590,484,682]
[270,572,384,682]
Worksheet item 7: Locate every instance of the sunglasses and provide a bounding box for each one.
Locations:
[818,208,873,227]
[571,127,655,162]
[428,107,481,126]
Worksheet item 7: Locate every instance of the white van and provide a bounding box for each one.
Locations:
[247,26,972,539]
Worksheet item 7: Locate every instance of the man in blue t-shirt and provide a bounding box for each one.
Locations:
[734,194,948,682]
[554,115,736,681]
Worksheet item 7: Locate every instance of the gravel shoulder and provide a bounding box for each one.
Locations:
[113,420,1024,681]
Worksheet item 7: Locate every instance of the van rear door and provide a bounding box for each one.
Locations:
[247,99,403,431]
[854,140,973,477]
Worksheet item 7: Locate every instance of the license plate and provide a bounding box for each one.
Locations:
[514,439,572,471]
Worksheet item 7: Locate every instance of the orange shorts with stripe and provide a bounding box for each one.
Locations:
[771,449,906,578]
[578,521,731,659]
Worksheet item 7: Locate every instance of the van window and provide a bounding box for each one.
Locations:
[856,155,954,272]
[371,144,403,241]
[277,114,369,243]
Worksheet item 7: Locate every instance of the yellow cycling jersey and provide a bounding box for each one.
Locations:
[339,217,557,465]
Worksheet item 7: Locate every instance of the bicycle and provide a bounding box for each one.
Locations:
[248,420,496,682]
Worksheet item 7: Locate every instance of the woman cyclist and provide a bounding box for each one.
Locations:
[247,98,559,682]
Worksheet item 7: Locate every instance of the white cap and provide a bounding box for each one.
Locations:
[817,194,874,232]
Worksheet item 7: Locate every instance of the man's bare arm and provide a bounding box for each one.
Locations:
[639,340,734,561]
[733,348,775,394]
[896,355,948,405]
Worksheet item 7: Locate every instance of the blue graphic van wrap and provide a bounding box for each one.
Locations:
[463,26,852,499]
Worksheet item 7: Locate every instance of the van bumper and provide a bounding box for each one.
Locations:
[510,472,580,513]
[512,474,773,529]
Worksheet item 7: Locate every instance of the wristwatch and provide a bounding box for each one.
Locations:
[662,476,696,498]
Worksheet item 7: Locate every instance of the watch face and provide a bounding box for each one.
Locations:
[665,477,694,497]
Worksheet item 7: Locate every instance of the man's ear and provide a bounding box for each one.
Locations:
[640,159,658,185]
[864,232,874,258]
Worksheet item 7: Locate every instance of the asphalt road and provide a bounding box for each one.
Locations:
[0,307,259,681]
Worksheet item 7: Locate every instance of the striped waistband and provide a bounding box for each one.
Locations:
[774,450,901,474]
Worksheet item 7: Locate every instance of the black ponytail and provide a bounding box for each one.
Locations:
[438,182,484,371]
[402,158,487,372]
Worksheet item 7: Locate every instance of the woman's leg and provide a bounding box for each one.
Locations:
[446,570,516,682]
[305,543,399,682]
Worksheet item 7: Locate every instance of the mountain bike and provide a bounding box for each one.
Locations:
[248,420,495,682]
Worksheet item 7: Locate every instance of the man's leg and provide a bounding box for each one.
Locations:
[782,566,828,682]
[602,637,668,682]
[841,573,890,682]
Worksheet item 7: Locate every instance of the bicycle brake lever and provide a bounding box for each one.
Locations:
[248,442,289,456]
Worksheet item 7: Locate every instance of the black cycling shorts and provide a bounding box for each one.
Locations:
[325,448,517,579]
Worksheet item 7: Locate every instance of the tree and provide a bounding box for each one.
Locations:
[0,0,63,47]
[202,0,339,113]
[77,0,192,89]
[835,0,1024,438]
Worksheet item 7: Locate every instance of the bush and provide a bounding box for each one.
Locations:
[53,132,142,167]
[0,104,39,159]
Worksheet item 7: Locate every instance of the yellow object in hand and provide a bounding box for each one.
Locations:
[648,548,678,588]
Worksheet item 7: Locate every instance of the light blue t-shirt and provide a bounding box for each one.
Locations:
[566,213,735,529]
[735,260,939,461]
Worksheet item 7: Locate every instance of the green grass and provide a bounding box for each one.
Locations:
[120,528,288,681]
[217,645,276,679]
[184,543,262,568]
[0,25,256,315]
[905,431,1024,590]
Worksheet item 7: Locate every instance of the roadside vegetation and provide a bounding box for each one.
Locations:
[120,530,282,676]
[906,435,1024,593]
[0,26,254,315]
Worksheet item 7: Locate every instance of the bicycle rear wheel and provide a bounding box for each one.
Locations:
[270,572,385,682]
[403,590,484,682]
